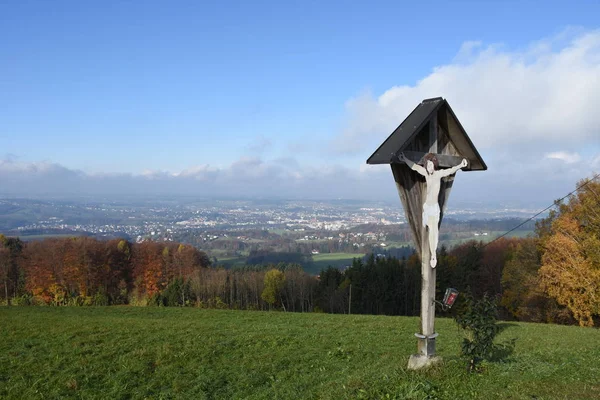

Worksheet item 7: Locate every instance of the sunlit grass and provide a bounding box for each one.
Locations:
[310,252,359,274]
[1,307,598,399]
[312,253,361,261]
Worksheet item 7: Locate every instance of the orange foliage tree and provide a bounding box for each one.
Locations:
[500,238,572,323]
[132,241,165,298]
[539,178,600,326]
[0,244,9,302]
[5,235,211,305]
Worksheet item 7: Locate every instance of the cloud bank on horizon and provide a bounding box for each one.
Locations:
[2,30,599,205]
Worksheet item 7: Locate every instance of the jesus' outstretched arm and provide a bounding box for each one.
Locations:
[438,158,468,177]
[399,153,427,176]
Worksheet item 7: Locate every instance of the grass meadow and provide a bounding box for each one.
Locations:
[1,307,599,399]
[310,253,359,274]
[214,252,360,274]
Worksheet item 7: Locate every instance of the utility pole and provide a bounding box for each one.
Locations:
[348,284,352,314]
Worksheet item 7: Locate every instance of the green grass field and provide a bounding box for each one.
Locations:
[438,231,535,248]
[212,252,361,274]
[214,256,246,267]
[312,253,362,261]
[309,253,360,274]
[1,307,598,399]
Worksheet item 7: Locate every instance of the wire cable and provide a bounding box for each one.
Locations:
[481,172,600,248]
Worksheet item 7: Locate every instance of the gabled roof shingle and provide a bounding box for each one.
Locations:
[366,97,487,171]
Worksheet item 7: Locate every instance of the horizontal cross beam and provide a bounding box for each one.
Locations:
[391,151,464,168]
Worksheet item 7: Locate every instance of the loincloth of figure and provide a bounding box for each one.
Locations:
[422,202,440,228]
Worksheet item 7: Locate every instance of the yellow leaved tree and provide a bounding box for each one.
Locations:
[539,177,600,326]
[262,269,286,311]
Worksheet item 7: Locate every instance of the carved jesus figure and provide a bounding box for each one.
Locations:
[399,153,468,268]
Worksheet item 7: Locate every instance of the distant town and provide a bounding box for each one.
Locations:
[0,196,538,275]
[0,197,540,243]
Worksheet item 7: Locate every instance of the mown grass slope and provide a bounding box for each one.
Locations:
[1,307,599,399]
[309,252,359,274]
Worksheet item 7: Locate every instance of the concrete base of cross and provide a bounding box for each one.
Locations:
[407,354,443,370]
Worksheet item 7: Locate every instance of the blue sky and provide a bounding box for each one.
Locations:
[1,1,599,203]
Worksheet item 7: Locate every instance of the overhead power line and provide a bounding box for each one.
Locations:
[481,172,600,249]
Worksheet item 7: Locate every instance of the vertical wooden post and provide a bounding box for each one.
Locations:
[416,114,439,358]
[417,233,437,355]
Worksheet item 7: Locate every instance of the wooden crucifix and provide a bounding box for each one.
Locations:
[399,152,467,268]
[367,97,486,369]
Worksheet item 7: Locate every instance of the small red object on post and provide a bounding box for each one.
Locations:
[443,288,459,309]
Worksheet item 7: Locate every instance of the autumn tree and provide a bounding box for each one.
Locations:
[0,235,24,303]
[446,241,483,298]
[479,238,519,299]
[499,238,572,323]
[22,239,61,303]
[132,241,166,299]
[282,265,315,312]
[539,177,600,326]
[262,268,286,310]
[0,244,9,303]
[104,240,133,304]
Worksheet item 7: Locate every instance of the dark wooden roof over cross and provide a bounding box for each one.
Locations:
[367,97,486,169]
[366,97,487,258]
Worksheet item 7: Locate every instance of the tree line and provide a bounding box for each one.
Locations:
[0,234,319,310]
[0,237,211,306]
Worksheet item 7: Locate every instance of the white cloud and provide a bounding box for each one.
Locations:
[0,159,78,175]
[545,151,581,164]
[1,154,597,207]
[0,157,395,200]
[334,29,600,154]
[175,165,219,181]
